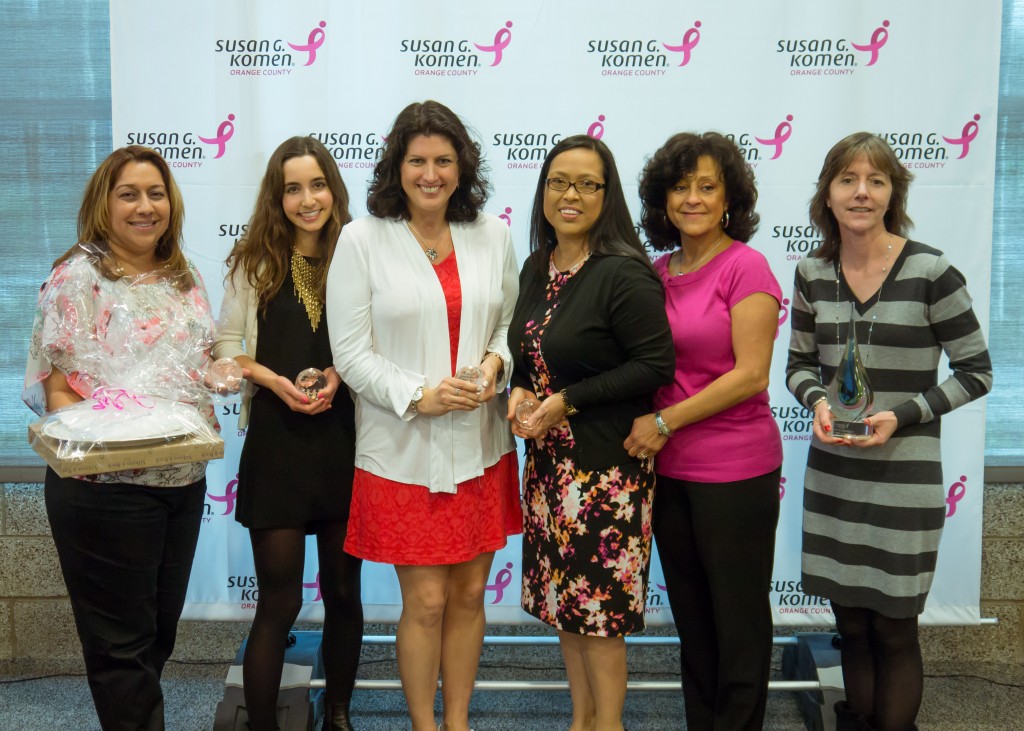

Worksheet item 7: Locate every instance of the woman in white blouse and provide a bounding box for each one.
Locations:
[326,100,520,731]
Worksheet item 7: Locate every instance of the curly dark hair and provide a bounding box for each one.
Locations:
[639,131,760,251]
[809,132,914,263]
[366,100,489,222]
[527,134,654,276]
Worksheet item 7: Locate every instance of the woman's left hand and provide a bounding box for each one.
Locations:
[623,413,668,461]
[516,392,567,439]
[475,358,499,404]
[850,410,898,448]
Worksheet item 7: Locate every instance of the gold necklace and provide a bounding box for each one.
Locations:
[675,231,725,276]
[406,221,447,262]
[291,247,323,331]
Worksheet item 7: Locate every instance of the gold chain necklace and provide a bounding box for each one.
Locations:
[291,247,323,331]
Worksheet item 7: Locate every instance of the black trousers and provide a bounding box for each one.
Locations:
[653,468,781,731]
[45,468,206,731]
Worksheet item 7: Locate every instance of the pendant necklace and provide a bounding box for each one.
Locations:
[675,231,725,276]
[835,235,893,359]
[406,221,446,263]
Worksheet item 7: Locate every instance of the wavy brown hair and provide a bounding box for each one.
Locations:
[810,132,914,262]
[639,131,760,251]
[54,146,193,290]
[366,100,489,222]
[225,136,351,311]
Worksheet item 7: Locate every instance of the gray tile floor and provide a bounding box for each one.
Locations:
[1,647,1022,730]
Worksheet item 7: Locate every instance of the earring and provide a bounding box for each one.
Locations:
[721,210,730,229]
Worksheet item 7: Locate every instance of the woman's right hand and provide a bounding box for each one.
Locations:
[269,375,331,415]
[507,386,537,440]
[812,399,851,446]
[414,376,483,416]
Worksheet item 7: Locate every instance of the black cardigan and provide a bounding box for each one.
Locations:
[508,253,674,471]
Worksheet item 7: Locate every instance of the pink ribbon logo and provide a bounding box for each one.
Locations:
[207,474,238,516]
[851,20,890,66]
[942,114,981,159]
[499,206,512,226]
[474,21,513,66]
[288,21,327,66]
[663,21,702,66]
[198,114,236,159]
[485,562,514,603]
[90,387,155,411]
[775,297,791,340]
[755,115,794,160]
[945,475,967,518]
[587,114,606,140]
[779,475,787,500]
[302,571,323,602]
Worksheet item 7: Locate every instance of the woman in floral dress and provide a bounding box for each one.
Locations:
[507,135,674,731]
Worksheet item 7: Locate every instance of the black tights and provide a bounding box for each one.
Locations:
[243,522,363,731]
[833,603,922,731]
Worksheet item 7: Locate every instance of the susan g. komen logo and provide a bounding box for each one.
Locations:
[755,115,794,160]
[302,571,323,602]
[206,473,239,516]
[663,20,702,66]
[288,21,327,66]
[198,114,236,160]
[587,114,607,139]
[401,20,514,77]
[485,562,515,603]
[946,474,969,518]
[943,114,982,159]
[851,20,890,66]
[474,21,513,66]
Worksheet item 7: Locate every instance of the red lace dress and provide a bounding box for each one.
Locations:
[343,249,522,566]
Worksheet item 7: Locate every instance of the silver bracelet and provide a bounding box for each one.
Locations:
[810,396,829,413]
[655,410,673,437]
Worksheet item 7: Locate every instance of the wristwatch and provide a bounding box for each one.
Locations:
[410,386,425,413]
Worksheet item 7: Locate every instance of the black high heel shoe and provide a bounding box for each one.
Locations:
[322,704,355,731]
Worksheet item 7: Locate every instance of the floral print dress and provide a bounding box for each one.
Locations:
[520,259,654,637]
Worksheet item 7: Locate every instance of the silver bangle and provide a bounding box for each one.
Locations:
[655,410,673,437]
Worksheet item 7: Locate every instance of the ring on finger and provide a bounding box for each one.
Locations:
[455,387,462,397]
[638,451,648,459]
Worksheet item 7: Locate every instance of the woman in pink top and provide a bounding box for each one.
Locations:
[625,131,783,730]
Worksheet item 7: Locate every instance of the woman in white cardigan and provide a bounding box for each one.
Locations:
[326,101,520,731]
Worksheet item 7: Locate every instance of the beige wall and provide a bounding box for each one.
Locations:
[2,481,1021,665]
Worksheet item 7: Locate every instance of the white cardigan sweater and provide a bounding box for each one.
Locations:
[212,263,262,430]
[326,214,518,494]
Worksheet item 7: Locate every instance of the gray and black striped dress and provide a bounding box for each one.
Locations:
[786,240,992,618]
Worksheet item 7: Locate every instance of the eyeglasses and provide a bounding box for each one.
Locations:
[544,178,607,195]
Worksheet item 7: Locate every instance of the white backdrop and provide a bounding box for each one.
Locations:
[110,0,1000,626]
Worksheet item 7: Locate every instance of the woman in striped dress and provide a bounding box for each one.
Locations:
[786,132,992,731]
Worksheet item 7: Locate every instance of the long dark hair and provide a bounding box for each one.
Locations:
[225,136,351,311]
[810,132,914,262]
[528,135,653,274]
[366,100,489,222]
[639,131,760,251]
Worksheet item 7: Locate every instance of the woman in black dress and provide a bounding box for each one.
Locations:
[215,136,362,731]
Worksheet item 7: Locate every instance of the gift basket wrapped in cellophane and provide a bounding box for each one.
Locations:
[27,253,224,477]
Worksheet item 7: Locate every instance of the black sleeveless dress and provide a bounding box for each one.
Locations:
[235,263,356,532]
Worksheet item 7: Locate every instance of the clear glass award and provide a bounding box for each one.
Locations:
[295,367,326,399]
[826,305,874,440]
[515,399,538,427]
[207,357,243,394]
[455,365,483,386]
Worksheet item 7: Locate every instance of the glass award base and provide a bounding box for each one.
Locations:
[831,419,873,440]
